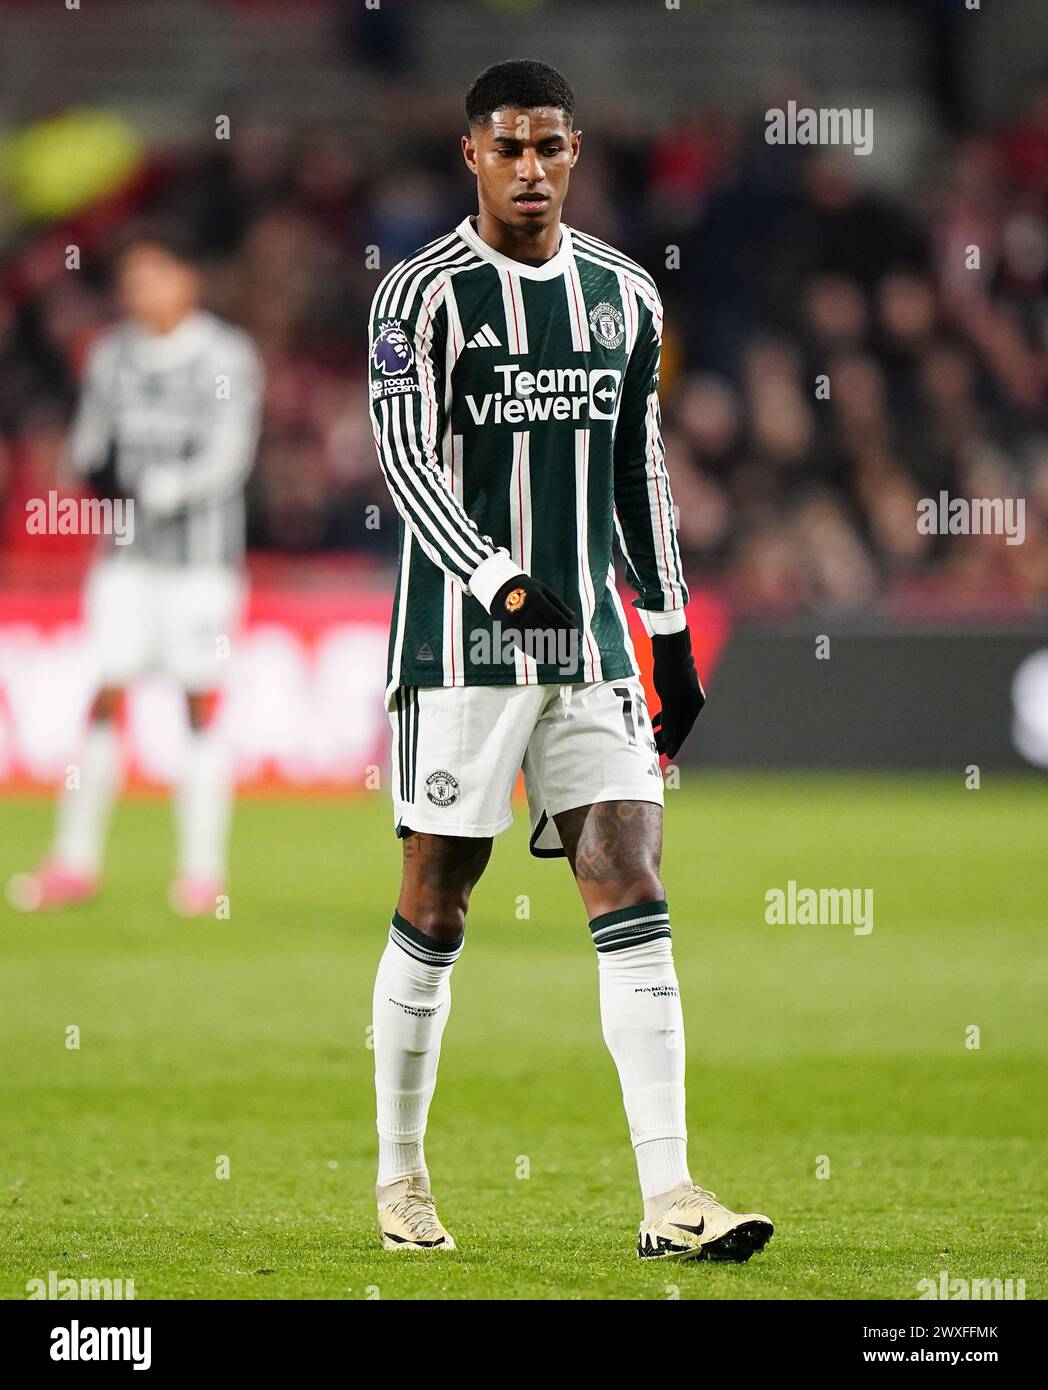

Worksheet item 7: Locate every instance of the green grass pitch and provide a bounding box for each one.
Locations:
[1,774,1045,1301]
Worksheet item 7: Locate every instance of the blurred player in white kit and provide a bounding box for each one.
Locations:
[8,230,263,916]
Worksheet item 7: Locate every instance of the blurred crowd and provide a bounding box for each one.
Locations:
[1,63,1046,613]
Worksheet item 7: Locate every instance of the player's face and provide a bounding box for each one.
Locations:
[463,107,580,232]
[117,246,200,332]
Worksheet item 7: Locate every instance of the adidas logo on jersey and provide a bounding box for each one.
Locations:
[466,324,502,348]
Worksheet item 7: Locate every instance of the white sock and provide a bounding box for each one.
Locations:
[373,913,462,1195]
[53,721,122,875]
[174,725,232,881]
[636,1145,692,1219]
[590,902,691,1218]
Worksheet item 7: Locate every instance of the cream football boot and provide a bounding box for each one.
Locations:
[637,1184,773,1262]
[377,1177,456,1251]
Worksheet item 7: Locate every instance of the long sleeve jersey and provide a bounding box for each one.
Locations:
[69,310,263,567]
[368,215,688,694]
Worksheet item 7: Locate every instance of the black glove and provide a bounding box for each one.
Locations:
[490,573,580,669]
[651,628,706,759]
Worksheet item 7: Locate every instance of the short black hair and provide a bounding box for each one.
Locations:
[465,59,575,129]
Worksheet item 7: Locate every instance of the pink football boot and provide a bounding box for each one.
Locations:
[6,861,101,912]
[168,876,223,918]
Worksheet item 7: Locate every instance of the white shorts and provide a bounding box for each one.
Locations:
[85,558,244,692]
[389,676,664,856]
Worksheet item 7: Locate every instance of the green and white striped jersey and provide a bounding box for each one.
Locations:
[368,215,688,696]
[70,311,262,568]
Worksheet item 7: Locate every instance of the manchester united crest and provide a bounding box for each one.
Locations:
[589,301,625,350]
[425,770,460,807]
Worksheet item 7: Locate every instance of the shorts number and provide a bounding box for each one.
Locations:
[613,685,637,746]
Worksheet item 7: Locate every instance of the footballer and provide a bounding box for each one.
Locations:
[8,231,263,918]
[367,60,773,1261]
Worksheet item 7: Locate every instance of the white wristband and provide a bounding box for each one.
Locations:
[469,549,524,612]
[637,607,688,637]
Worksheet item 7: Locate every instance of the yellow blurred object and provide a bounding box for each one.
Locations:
[661,317,684,396]
[2,107,142,222]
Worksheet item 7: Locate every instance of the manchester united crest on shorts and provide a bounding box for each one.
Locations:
[589,301,625,350]
[425,770,460,807]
